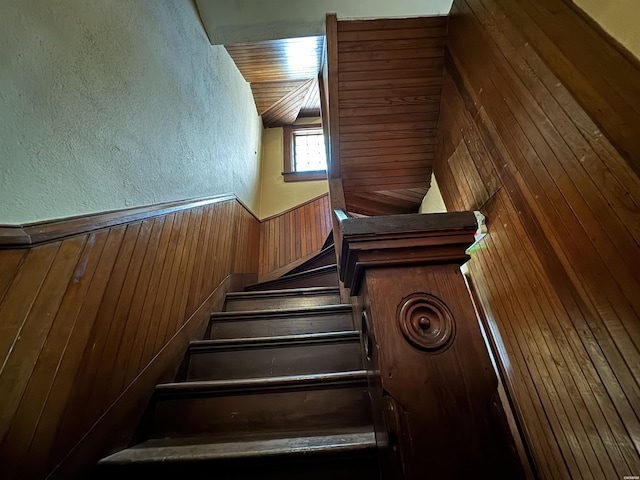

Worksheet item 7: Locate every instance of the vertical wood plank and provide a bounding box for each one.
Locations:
[99,219,155,408]
[0,237,84,457]
[0,250,27,304]
[44,226,126,469]
[0,244,60,368]
[21,230,111,479]
[65,222,141,444]
[153,209,192,352]
[439,1,640,476]
[257,194,332,274]
[122,216,171,387]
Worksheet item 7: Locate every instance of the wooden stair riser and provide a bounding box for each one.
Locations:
[149,384,371,438]
[187,337,362,381]
[224,288,341,312]
[288,247,337,274]
[208,309,355,338]
[244,265,339,291]
[95,239,378,480]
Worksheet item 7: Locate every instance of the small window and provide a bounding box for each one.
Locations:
[283,124,327,182]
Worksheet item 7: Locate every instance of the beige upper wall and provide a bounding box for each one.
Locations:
[259,118,328,219]
[419,175,447,213]
[195,0,453,44]
[0,0,262,224]
[573,0,640,59]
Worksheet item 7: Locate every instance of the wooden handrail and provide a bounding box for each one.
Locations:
[333,209,349,223]
[0,194,237,248]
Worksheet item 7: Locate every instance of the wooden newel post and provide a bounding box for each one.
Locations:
[338,212,523,479]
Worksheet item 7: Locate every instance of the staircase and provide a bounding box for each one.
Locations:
[95,242,379,479]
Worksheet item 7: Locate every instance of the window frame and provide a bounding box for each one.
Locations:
[282,124,328,183]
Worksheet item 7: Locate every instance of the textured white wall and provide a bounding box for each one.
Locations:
[0,0,262,224]
[195,0,453,44]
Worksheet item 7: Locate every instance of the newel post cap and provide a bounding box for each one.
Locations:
[338,211,479,295]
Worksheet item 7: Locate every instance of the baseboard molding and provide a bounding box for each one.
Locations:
[46,272,257,480]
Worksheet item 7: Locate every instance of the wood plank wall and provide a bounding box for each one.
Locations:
[258,194,332,274]
[494,0,640,178]
[334,17,448,215]
[0,199,259,479]
[438,1,640,478]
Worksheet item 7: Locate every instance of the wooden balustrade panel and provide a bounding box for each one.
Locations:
[259,194,332,274]
[0,199,259,479]
[338,212,525,478]
[438,1,640,478]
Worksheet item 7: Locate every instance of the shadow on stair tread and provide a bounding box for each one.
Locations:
[146,375,371,439]
[100,425,376,462]
[211,302,351,318]
[224,286,341,312]
[156,369,367,394]
[207,304,355,339]
[287,243,337,276]
[184,331,362,381]
[244,264,339,292]
[96,427,377,479]
[191,330,360,349]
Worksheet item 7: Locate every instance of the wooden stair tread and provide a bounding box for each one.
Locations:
[207,304,354,339]
[210,304,352,320]
[185,331,362,381]
[156,370,367,396]
[244,264,338,291]
[251,263,338,280]
[190,331,359,350]
[99,428,376,465]
[226,286,340,299]
[287,245,337,275]
[95,250,374,477]
[224,287,341,312]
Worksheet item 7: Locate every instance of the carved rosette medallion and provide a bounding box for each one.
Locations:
[397,293,456,353]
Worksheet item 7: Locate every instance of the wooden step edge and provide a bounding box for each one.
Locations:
[155,370,367,397]
[225,286,340,299]
[250,264,337,285]
[210,304,353,320]
[284,246,336,275]
[244,264,338,291]
[189,331,360,351]
[321,231,334,250]
[98,429,376,466]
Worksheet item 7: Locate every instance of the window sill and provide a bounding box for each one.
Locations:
[282,171,327,183]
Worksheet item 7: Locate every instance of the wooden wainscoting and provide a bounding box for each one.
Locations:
[484,0,640,178]
[259,194,332,275]
[438,1,640,478]
[0,197,260,479]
